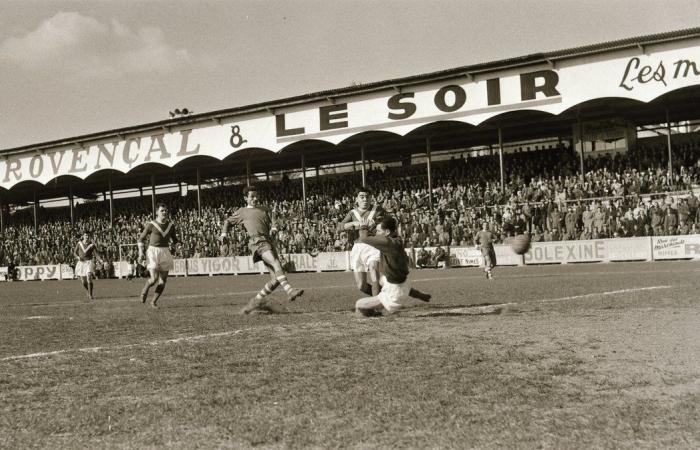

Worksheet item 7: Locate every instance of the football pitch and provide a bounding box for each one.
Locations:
[1,262,699,449]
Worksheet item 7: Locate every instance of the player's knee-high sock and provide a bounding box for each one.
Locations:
[256,280,279,301]
[276,275,296,295]
[154,283,165,298]
[81,278,88,291]
[141,279,156,301]
[87,280,94,299]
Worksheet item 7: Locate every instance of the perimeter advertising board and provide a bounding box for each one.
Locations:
[651,235,700,260]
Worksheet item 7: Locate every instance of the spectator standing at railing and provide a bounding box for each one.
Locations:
[593,205,606,234]
[677,198,691,225]
[686,191,699,223]
[564,206,577,240]
[664,205,678,235]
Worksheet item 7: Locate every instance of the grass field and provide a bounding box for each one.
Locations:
[1,261,699,449]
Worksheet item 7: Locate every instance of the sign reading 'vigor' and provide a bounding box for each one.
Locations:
[3,37,700,189]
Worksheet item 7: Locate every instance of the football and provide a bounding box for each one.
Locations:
[511,234,531,255]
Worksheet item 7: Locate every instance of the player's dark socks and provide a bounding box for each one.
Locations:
[409,288,431,302]
[360,283,373,296]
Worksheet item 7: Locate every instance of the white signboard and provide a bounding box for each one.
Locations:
[0,266,7,281]
[525,240,608,264]
[652,235,700,260]
[186,256,266,276]
[4,37,700,189]
[16,265,62,281]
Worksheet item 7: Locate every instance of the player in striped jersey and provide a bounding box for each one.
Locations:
[220,185,304,314]
[73,231,100,300]
[138,203,179,308]
[339,188,384,297]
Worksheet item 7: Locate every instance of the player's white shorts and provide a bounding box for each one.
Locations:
[377,275,411,313]
[146,247,174,272]
[74,260,95,277]
[350,242,381,272]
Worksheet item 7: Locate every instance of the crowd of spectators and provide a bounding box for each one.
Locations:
[1,139,699,271]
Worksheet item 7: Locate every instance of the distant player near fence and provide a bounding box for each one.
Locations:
[475,221,497,279]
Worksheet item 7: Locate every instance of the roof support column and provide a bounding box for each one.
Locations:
[360,145,366,188]
[0,193,4,234]
[426,137,433,210]
[301,153,307,213]
[108,178,114,228]
[498,127,505,193]
[666,108,673,177]
[151,174,156,217]
[577,115,585,180]
[196,168,202,218]
[246,160,251,187]
[69,185,75,228]
[33,191,38,233]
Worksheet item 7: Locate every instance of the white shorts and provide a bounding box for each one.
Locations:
[146,247,174,272]
[350,242,381,272]
[377,275,411,313]
[75,260,95,277]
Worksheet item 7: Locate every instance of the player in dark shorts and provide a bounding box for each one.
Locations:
[220,186,304,314]
[138,203,179,308]
[475,221,497,279]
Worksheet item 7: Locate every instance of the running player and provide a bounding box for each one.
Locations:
[339,188,383,296]
[475,221,497,279]
[138,203,179,308]
[355,216,431,316]
[73,231,99,300]
[220,185,304,314]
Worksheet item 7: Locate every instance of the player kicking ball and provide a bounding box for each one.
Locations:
[73,231,100,301]
[355,217,431,317]
[340,188,384,296]
[138,203,179,308]
[220,186,304,315]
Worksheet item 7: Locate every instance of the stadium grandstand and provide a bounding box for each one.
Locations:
[2,28,700,277]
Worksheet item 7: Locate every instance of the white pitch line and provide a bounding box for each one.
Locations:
[1,330,244,362]
[2,267,695,309]
[538,285,673,304]
[413,285,673,316]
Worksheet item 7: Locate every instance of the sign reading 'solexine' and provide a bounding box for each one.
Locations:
[4,38,700,189]
[524,238,654,264]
